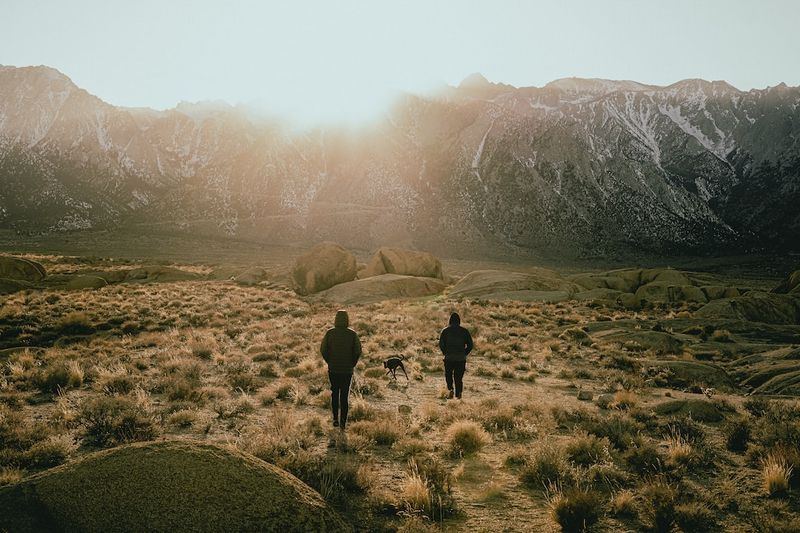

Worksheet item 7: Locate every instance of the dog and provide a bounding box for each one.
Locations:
[383,355,408,380]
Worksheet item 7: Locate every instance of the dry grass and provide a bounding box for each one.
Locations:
[0,253,794,531]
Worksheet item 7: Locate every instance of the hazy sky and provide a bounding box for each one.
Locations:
[1,0,798,125]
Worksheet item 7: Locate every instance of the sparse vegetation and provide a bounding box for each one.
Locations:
[0,252,795,531]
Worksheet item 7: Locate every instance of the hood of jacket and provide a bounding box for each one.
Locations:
[334,310,349,328]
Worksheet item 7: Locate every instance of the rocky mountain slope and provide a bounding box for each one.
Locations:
[1,65,798,256]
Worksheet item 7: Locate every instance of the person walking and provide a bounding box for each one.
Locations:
[438,312,473,399]
[320,309,362,429]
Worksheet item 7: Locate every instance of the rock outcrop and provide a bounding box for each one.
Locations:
[65,275,108,290]
[695,291,800,325]
[360,247,443,279]
[0,256,46,282]
[124,266,200,283]
[449,269,580,301]
[0,440,349,532]
[314,274,446,304]
[291,242,357,295]
[773,269,800,295]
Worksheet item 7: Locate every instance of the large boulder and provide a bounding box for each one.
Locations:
[291,242,357,295]
[695,291,800,325]
[0,256,46,282]
[640,268,691,286]
[233,267,268,286]
[0,440,349,532]
[773,269,800,295]
[360,247,442,279]
[315,274,446,304]
[125,266,200,283]
[635,282,707,304]
[0,278,32,295]
[65,275,108,290]
[654,399,726,422]
[449,269,580,300]
[701,286,740,301]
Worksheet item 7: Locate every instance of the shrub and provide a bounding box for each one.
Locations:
[79,394,158,447]
[520,442,573,489]
[0,467,23,486]
[609,489,637,517]
[762,454,792,496]
[639,479,677,532]
[56,312,93,334]
[723,418,751,452]
[585,413,640,450]
[710,329,733,342]
[548,486,603,532]
[610,390,638,410]
[23,433,77,468]
[36,363,73,394]
[585,463,628,488]
[674,501,716,532]
[665,433,695,469]
[350,419,403,446]
[623,441,663,475]
[445,421,490,457]
[564,433,610,467]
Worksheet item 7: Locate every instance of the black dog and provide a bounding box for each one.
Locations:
[383,355,408,380]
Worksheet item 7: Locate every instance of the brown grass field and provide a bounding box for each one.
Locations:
[1,234,799,532]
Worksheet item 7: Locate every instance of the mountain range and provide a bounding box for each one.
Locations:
[1,65,798,257]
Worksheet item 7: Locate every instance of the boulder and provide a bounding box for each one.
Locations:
[640,268,691,286]
[0,256,46,282]
[606,269,643,293]
[125,266,200,283]
[695,291,800,325]
[0,440,349,533]
[361,247,443,279]
[645,360,735,390]
[605,330,684,354]
[635,282,707,304]
[773,269,800,295]
[65,275,108,290]
[234,267,268,286]
[617,293,642,310]
[0,278,32,295]
[314,274,446,304]
[701,286,741,301]
[206,267,242,281]
[449,269,580,300]
[574,288,624,302]
[291,242,357,295]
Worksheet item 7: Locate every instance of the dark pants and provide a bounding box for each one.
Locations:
[444,360,466,398]
[329,372,353,426]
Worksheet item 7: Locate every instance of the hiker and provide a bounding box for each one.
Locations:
[320,309,362,429]
[438,312,473,399]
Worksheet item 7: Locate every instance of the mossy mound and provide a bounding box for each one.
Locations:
[773,269,800,295]
[605,330,685,355]
[0,277,32,295]
[645,360,735,390]
[124,266,201,283]
[65,275,108,290]
[654,399,725,422]
[635,282,707,304]
[0,440,349,533]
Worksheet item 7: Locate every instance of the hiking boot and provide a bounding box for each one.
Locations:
[447,390,454,399]
[333,419,339,428]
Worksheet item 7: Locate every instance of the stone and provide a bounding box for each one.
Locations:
[0,278,32,295]
[0,256,45,282]
[577,390,593,401]
[0,440,349,532]
[291,242,357,295]
[314,274,446,304]
[65,275,108,290]
[449,269,581,300]
[361,247,443,279]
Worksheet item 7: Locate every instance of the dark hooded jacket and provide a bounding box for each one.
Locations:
[439,313,473,362]
[321,310,362,374]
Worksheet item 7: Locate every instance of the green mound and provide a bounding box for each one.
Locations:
[696,291,800,325]
[645,360,735,390]
[449,269,580,300]
[654,399,725,422]
[0,440,349,533]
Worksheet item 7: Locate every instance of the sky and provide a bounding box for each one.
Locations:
[1,0,798,126]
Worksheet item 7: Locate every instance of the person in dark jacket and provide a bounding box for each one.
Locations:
[438,312,473,399]
[320,309,362,429]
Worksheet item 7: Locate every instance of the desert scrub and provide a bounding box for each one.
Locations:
[623,440,664,476]
[520,441,573,490]
[23,433,77,468]
[563,433,611,467]
[445,420,490,457]
[349,419,403,446]
[584,413,641,450]
[0,467,23,486]
[547,486,603,533]
[762,454,792,496]
[639,478,677,532]
[79,393,158,447]
[402,456,456,520]
[393,437,433,457]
